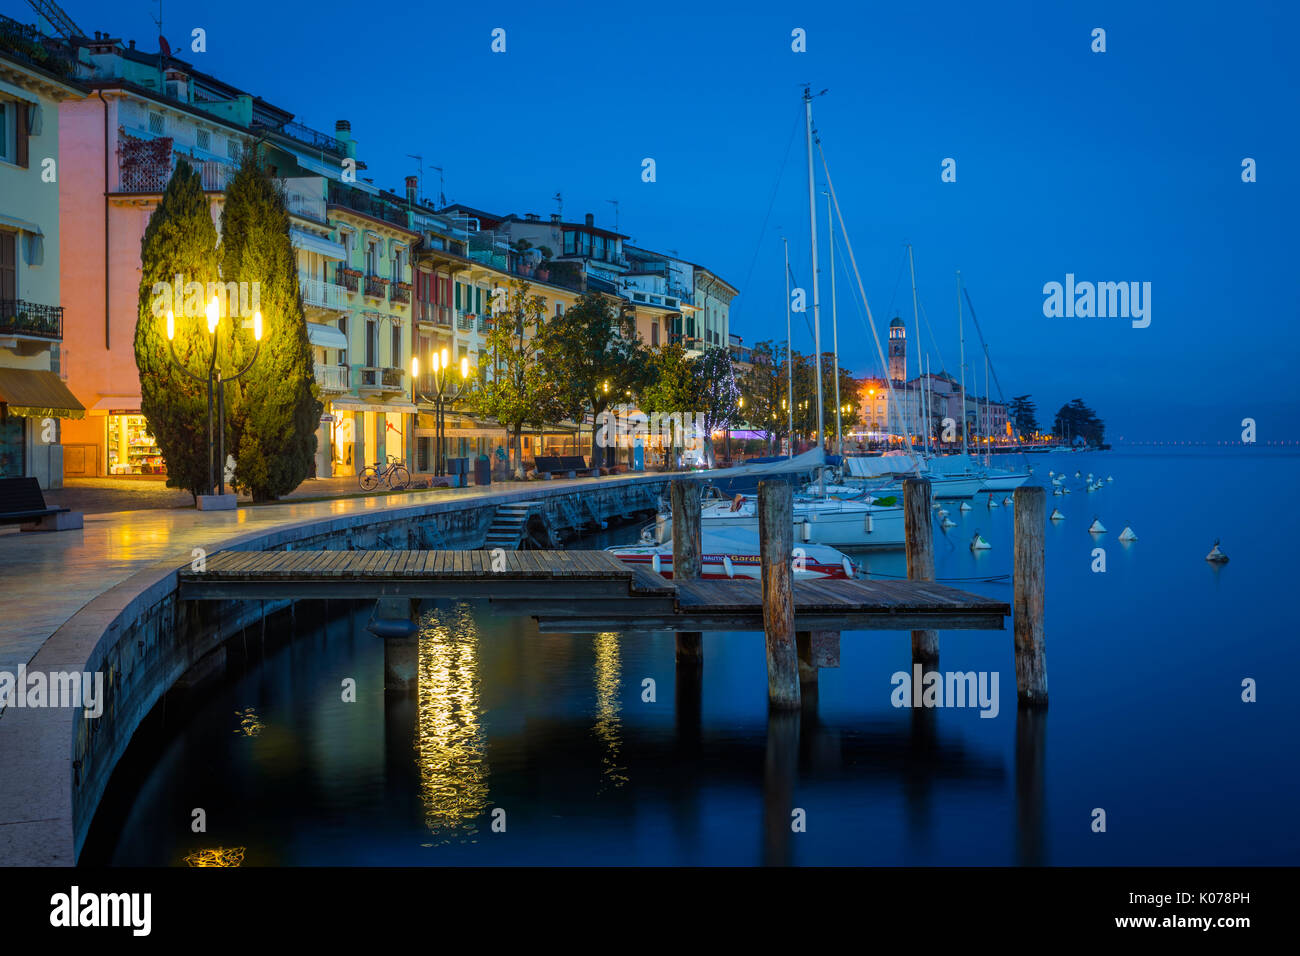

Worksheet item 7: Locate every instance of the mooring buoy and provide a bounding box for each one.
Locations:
[1206,540,1229,564]
[1119,526,1138,541]
[970,532,992,551]
[1088,518,1107,533]
[1050,507,1065,521]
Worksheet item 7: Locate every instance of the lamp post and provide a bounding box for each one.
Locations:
[166,301,263,498]
[413,347,469,477]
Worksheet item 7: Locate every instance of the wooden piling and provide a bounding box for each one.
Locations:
[758,480,800,709]
[1013,485,1048,707]
[670,480,703,665]
[903,477,939,663]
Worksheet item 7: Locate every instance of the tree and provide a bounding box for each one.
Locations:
[543,292,653,467]
[738,339,790,454]
[1052,398,1105,446]
[134,158,221,499]
[1009,394,1039,437]
[640,342,699,467]
[472,280,565,478]
[219,149,322,501]
[694,346,740,467]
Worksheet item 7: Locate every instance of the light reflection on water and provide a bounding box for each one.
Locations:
[414,603,489,842]
[592,632,628,791]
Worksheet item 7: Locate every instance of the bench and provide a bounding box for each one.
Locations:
[0,476,83,532]
[533,456,598,479]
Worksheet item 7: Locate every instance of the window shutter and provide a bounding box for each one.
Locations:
[16,102,29,168]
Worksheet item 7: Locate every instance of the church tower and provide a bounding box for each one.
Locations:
[888,316,906,382]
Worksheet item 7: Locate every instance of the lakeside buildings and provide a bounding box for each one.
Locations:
[1,15,739,485]
[854,317,1007,447]
[0,24,84,488]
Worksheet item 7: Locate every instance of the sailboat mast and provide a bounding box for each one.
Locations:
[984,350,990,464]
[925,354,932,453]
[957,270,968,459]
[826,191,841,455]
[782,236,793,459]
[907,243,923,456]
[803,86,825,495]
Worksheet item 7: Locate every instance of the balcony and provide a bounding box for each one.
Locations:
[282,181,327,222]
[117,132,236,193]
[300,274,349,312]
[252,119,344,155]
[390,282,411,305]
[327,180,408,229]
[336,265,360,292]
[456,311,473,331]
[418,302,452,327]
[0,300,63,340]
[358,366,404,391]
[363,274,388,299]
[476,315,493,333]
[314,364,349,391]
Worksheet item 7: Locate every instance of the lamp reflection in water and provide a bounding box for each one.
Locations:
[593,631,628,791]
[415,602,489,841]
[183,846,246,867]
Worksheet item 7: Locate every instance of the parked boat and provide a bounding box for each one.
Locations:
[609,527,857,580]
[653,491,906,550]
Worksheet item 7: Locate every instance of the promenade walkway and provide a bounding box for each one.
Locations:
[0,472,659,674]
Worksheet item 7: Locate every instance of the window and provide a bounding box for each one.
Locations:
[337,316,348,366]
[148,111,165,134]
[390,324,402,370]
[365,240,379,275]
[365,318,378,367]
[651,321,659,347]
[227,138,240,161]
[563,230,576,255]
[196,128,211,150]
[0,101,9,162]
[0,231,15,299]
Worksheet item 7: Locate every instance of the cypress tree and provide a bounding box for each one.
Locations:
[134,158,221,499]
[219,149,321,501]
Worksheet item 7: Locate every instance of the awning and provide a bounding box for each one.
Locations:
[290,228,346,260]
[0,213,41,234]
[306,322,347,349]
[0,367,86,419]
[90,396,141,413]
[331,398,416,415]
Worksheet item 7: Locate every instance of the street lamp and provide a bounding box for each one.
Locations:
[166,301,263,498]
[413,346,471,477]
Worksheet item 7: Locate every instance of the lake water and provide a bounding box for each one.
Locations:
[82,450,1300,865]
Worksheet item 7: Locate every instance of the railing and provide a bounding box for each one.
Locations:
[0,300,62,340]
[117,143,235,193]
[336,266,360,292]
[283,185,326,222]
[456,311,473,331]
[419,302,452,327]
[313,364,349,391]
[0,15,78,80]
[358,366,404,389]
[327,180,408,228]
[477,316,493,333]
[299,274,349,311]
[254,119,344,155]
[364,274,388,299]
[390,283,411,305]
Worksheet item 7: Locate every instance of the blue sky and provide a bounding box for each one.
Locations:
[20,0,1299,440]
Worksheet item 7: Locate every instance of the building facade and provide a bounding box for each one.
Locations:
[0,28,85,488]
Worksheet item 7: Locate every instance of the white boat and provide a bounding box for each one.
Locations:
[654,493,906,550]
[843,454,984,498]
[978,469,1030,492]
[610,527,857,580]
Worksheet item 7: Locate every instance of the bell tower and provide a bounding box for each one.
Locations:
[888,316,906,382]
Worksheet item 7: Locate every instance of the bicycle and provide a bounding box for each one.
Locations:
[359,455,411,491]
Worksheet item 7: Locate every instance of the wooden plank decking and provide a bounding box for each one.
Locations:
[177,548,1009,633]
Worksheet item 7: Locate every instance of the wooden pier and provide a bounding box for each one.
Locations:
[177,478,1045,711]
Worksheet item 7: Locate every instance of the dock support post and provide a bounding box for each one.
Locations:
[903,477,939,664]
[796,631,819,709]
[371,597,420,692]
[671,480,703,666]
[1013,485,1048,707]
[759,480,800,709]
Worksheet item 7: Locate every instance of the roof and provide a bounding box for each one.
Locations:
[889,316,905,328]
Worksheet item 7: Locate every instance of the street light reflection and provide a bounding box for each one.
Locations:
[593,631,628,790]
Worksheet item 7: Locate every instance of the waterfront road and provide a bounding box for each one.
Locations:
[0,472,668,675]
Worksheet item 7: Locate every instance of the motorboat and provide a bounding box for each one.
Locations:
[652,491,906,550]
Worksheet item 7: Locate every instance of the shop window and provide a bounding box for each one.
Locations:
[0,416,24,478]
[107,414,166,475]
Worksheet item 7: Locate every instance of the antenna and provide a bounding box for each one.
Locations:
[429,166,446,208]
[553,191,563,219]
[605,199,619,232]
[405,153,423,204]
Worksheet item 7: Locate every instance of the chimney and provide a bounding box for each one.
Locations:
[404,175,418,203]
[550,213,561,224]
[335,119,351,134]
[129,39,136,49]
[585,213,594,227]
[525,213,539,222]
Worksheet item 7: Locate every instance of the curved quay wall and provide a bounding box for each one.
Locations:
[5,476,672,864]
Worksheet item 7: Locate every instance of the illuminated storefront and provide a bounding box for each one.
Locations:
[106,412,165,475]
